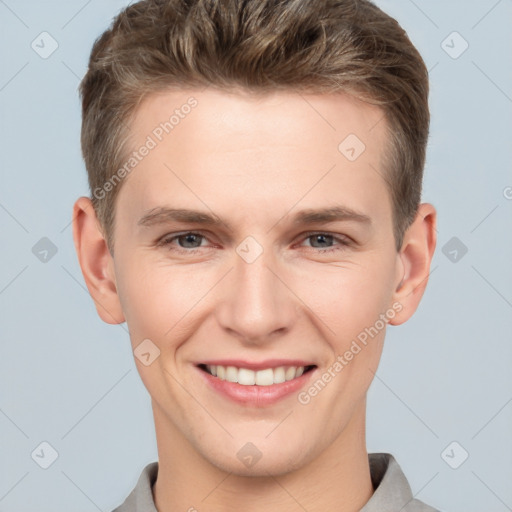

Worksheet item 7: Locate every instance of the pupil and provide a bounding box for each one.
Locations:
[183,234,200,247]
[315,234,330,247]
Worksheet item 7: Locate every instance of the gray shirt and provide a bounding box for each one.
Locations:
[112,452,440,511]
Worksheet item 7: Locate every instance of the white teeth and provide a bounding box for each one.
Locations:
[285,367,296,381]
[273,366,286,384]
[255,368,274,386]
[225,366,238,382]
[238,368,255,385]
[205,364,308,385]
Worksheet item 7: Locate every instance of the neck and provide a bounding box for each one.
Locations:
[152,400,373,512]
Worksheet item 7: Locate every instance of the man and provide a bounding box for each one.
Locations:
[72,0,439,510]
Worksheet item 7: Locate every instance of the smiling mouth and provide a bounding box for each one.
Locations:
[198,364,316,386]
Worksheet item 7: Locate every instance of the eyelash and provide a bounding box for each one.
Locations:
[156,231,351,254]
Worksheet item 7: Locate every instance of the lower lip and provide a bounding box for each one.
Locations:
[197,366,316,406]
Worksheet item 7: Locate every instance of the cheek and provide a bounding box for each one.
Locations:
[116,244,396,349]
[116,258,214,342]
[293,257,396,343]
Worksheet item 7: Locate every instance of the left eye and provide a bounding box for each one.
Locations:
[156,231,350,253]
[300,232,349,252]
[157,232,208,252]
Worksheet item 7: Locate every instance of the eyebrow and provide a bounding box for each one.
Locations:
[137,206,371,230]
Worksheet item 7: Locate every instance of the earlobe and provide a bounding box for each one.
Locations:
[72,196,125,325]
[389,203,437,326]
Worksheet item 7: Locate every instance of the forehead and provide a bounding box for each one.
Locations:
[131,87,387,153]
[117,87,392,229]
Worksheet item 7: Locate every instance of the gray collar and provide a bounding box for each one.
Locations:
[112,453,439,511]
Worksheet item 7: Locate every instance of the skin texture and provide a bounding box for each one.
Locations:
[72,87,436,512]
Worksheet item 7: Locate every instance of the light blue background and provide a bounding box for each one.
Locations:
[1,1,511,511]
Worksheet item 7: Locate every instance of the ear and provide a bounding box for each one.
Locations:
[72,196,125,325]
[389,203,437,326]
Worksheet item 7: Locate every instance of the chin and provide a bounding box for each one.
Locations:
[199,439,312,477]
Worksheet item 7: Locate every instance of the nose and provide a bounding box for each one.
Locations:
[215,243,298,346]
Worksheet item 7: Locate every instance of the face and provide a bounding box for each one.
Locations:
[106,87,405,475]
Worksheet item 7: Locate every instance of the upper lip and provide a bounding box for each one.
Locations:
[197,359,316,371]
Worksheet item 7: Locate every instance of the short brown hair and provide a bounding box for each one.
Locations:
[79,0,429,254]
